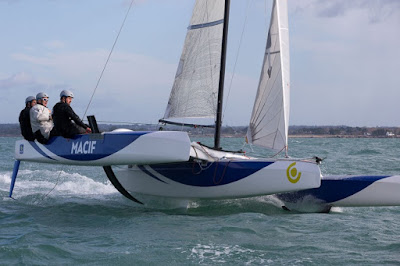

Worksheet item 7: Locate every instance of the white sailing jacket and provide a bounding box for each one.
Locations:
[30,104,54,139]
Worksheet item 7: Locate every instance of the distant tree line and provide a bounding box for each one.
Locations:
[289,126,400,137]
[0,124,20,136]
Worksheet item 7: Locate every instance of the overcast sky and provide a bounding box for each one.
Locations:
[1,0,399,126]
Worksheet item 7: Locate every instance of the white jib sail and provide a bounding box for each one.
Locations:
[246,0,290,152]
[162,0,225,126]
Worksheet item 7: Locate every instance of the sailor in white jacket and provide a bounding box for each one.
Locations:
[30,92,54,143]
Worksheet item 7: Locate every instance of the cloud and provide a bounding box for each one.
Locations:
[0,72,36,89]
[291,0,400,23]
[286,0,400,126]
[4,46,258,125]
[12,53,57,66]
[5,48,178,123]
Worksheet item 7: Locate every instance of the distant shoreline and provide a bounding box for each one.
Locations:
[2,134,399,139]
[288,134,399,139]
[1,123,399,139]
[200,134,399,139]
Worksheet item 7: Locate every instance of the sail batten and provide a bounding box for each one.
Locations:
[247,0,290,153]
[162,0,225,126]
[188,19,224,30]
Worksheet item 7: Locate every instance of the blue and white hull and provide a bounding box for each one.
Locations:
[12,130,322,201]
[114,159,322,199]
[12,129,400,208]
[277,175,400,211]
[15,130,191,165]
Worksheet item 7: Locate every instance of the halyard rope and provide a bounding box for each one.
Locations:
[82,0,136,119]
[38,1,136,203]
[222,0,252,121]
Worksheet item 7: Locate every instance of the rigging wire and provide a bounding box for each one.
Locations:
[33,166,66,205]
[42,169,64,198]
[222,0,252,121]
[82,0,136,120]
[37,1,136,203]
[264,0,270,36]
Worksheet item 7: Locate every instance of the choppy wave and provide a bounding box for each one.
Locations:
[348,149,382,156]
[188,243,267,264]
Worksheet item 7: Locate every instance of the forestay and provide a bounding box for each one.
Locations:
[246,0,290,153]
[161,0,225,126]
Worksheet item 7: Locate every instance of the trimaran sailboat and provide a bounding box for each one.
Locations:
[9,0,400,212]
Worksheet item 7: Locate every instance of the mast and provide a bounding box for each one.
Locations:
[214,0,230,149]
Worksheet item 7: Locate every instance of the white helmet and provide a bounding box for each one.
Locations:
[25,96,36,104]
[36,92,49,100]
[60,90,74,98]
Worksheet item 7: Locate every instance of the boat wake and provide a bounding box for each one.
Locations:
[156,196,289,216]
[0,170,348,214]
[278,194,332,213]
[0,169,122,205]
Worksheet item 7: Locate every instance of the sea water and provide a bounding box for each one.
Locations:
[1,137,400,265]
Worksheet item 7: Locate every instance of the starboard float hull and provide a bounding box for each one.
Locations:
[277,175,400,211]
[15,130,191,165]
[113,160,321,199]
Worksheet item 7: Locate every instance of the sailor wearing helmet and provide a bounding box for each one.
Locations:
[19,96,36,141]
[52,90,91,138]
[30,92,55,144]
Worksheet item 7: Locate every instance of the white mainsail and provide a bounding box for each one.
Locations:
[161,0,225,126]
[246,0,290,153]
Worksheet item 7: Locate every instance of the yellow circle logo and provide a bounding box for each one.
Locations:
[287,162,301,183]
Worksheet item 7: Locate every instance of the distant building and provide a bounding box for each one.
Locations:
[386,132,395,137]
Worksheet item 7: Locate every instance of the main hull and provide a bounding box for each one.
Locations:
[113,159,322,199]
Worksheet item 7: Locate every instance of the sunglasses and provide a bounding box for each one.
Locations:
[42,98,49,102]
